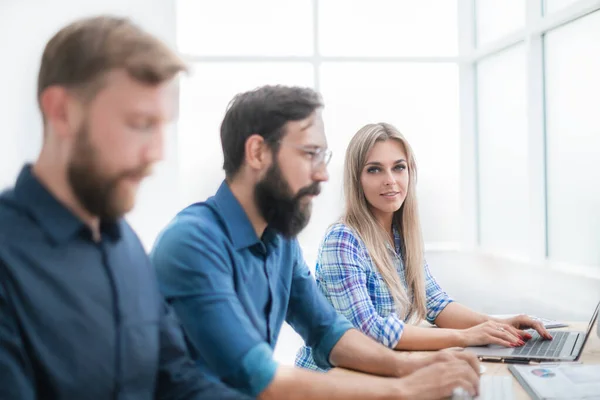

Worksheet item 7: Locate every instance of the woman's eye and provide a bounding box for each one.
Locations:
[366,167,380,173]
[394,164,407,171]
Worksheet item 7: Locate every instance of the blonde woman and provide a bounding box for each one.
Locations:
[295,122,551,371]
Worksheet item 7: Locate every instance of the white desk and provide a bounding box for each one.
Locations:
[480,321,599,399]
[333,321,600,399]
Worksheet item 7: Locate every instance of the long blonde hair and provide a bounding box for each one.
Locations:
[342,122,426,322]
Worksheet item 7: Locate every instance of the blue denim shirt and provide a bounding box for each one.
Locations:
[0,166,250,400]
[151,181,353,396]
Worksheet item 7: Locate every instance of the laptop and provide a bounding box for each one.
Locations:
[465,301,600,363]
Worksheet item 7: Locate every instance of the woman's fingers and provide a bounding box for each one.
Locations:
[486,324,523,346]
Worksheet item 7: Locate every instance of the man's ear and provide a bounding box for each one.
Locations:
[245,134,272,171]
[40,86,82,139]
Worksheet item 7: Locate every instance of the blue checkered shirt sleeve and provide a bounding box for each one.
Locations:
[317,225,405,348]
[423,260,454,324]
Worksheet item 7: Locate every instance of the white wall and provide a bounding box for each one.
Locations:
[0,0,179,249]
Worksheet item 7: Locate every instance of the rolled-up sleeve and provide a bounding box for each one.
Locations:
[316,227,405,349]
[284,242,353,369]
[150,220,276,397]
[423,261,454,324]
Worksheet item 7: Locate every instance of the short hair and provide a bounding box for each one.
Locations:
[37,15,187,113]
[220,85,323,179]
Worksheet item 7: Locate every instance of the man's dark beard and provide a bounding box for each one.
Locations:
[67,124,147,221]
[254,161,321,238]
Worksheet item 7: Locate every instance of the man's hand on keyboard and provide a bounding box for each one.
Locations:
[407,349,481,376]
[396,358,480,399]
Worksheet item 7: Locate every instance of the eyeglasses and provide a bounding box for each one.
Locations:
[278,141,332,170]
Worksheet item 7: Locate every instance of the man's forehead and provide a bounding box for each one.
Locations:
[94,71,178,114]
[283,112,327,145]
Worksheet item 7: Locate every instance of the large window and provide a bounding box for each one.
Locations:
[468,0,600,270]
[176,0,461,260]
[545,10,600,266]
[477,44,529,258]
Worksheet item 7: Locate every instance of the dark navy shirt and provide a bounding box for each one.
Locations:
[0,166,251,400]
[150,181,353,397]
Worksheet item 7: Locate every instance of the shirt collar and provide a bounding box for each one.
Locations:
[385,223,402,255]
[392,224,402,254]
[213,181,280,250]
[13,164,121,244]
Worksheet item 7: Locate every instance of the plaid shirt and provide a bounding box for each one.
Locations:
[295,222,454,371]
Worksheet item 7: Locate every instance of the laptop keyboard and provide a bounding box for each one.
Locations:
[511,331,569,358]
[476,376,514,400]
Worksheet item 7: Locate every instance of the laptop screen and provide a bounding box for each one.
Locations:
[597,302,600,339]
[585,301,600,337]
[578,301,600,356]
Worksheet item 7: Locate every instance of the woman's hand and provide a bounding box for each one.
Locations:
[497,314,553,340]
[459,320,525,347]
